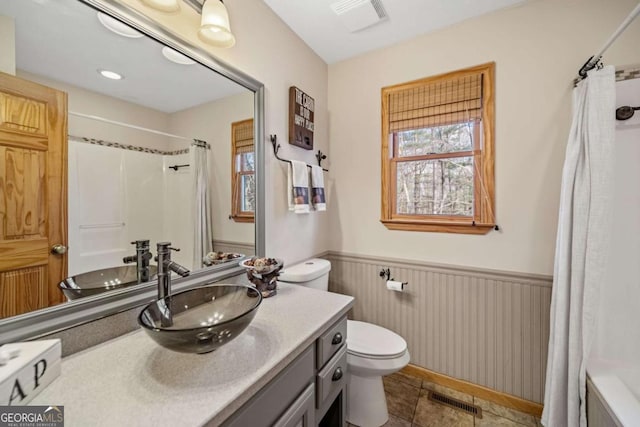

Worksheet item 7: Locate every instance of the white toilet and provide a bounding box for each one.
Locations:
[278,258,410,427]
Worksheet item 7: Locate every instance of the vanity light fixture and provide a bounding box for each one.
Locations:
[198,0,236,48]
[161,46,196,65]
[138,0,180,13]
[97,12,144,38]
[98,69,124,80]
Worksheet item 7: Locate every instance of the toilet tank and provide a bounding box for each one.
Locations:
[278,258,331,291]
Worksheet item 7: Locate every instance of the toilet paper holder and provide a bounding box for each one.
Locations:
[379,268,408,287]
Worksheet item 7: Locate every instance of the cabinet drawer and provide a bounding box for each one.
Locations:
[317,317,347,369]
[316,346,347,408]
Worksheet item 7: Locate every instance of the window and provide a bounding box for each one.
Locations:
[231,118,255,223]
[381,63,495,234]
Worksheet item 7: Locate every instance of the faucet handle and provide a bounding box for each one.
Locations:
[131,240,150,250]
[157,242,181,253]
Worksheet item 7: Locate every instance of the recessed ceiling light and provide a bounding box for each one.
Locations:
[98,69,123,80]
[161,47,196,65]
[97,12,144,39]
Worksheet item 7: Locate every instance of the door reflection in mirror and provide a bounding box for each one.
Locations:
[0,0,255,319]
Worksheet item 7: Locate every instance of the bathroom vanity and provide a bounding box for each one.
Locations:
[30,283,353,427]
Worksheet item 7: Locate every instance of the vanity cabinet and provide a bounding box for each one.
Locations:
[221,315,348,427]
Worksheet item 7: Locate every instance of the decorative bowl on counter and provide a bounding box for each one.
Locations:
[240,257,283,298]
[203,252,244,266]
[138,284,262,354]
[240,258,283,276]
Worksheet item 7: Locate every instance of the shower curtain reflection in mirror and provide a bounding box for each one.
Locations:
[68,137,196,275]
[192,141,214,269]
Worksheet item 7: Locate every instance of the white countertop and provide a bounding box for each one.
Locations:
[31,284,353,427]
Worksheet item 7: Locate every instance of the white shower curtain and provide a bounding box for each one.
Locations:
[192,144,214,269]
[542,66,615,427]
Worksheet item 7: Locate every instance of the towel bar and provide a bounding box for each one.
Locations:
[270,135,329,172]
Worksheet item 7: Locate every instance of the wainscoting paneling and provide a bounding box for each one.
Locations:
[213,240,254,256]
[327,252,552,404]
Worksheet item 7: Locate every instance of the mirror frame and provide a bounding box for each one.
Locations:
[0,0,265,343]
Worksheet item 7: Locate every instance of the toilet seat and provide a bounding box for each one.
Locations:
[347,320,407,360]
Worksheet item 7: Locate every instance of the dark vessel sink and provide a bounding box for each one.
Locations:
[59,265,158,300]
[138,284,262,354]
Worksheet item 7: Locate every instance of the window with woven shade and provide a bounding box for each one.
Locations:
[231,118,255,223]
[381,63,495,234]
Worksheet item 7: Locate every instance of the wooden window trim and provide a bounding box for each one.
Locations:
[231,118,254,223]
[380,62,495,234]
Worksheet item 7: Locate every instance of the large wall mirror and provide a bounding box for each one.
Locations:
[0,0,264,332]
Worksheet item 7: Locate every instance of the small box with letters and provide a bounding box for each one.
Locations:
[0,339,61,405]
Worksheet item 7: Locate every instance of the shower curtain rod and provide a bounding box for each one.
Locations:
[578,2,640,79]
[69,111,191,141]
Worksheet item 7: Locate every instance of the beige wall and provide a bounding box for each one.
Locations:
[0,15,15,75]
[116,0,331,263]
[328,0,640,275]
[17,70,173,151]
[169,91,255,246]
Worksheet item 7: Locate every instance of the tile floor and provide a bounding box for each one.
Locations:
[348,371,542,427]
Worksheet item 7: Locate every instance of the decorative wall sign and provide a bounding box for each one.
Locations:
[289,86,315,150]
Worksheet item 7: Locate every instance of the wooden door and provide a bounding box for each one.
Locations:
[0,72,67,318]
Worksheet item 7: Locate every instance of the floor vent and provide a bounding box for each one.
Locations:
[427,391,483,418]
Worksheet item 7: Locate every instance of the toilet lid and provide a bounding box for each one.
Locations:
[347,320,407,359]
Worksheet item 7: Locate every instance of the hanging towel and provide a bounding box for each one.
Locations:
[288,160,309,214]
[310,165,326,211]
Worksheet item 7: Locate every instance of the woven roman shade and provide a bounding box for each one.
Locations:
[388,74,483,132]
[233,119,254,154]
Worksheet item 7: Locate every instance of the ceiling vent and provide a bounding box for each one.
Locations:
[330,0,388,33]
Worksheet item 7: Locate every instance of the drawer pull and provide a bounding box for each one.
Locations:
[331,332,343,345]
[332,367,343,382]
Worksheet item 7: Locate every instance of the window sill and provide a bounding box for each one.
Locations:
[231,215,254,224]
[380,219,493,234]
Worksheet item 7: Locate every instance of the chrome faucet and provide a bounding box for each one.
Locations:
[123,240,153,284]
[155,242,190,301]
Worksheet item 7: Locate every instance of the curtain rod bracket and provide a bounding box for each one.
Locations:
[576,2,640,81]
[578,55,598,79]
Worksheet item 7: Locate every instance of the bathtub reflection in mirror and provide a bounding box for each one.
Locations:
[0,0,255,317]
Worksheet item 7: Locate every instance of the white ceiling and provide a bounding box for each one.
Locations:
[1,0,247,113]
[263,0,527,64]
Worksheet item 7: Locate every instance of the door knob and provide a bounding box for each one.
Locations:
[51,244,67,255]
